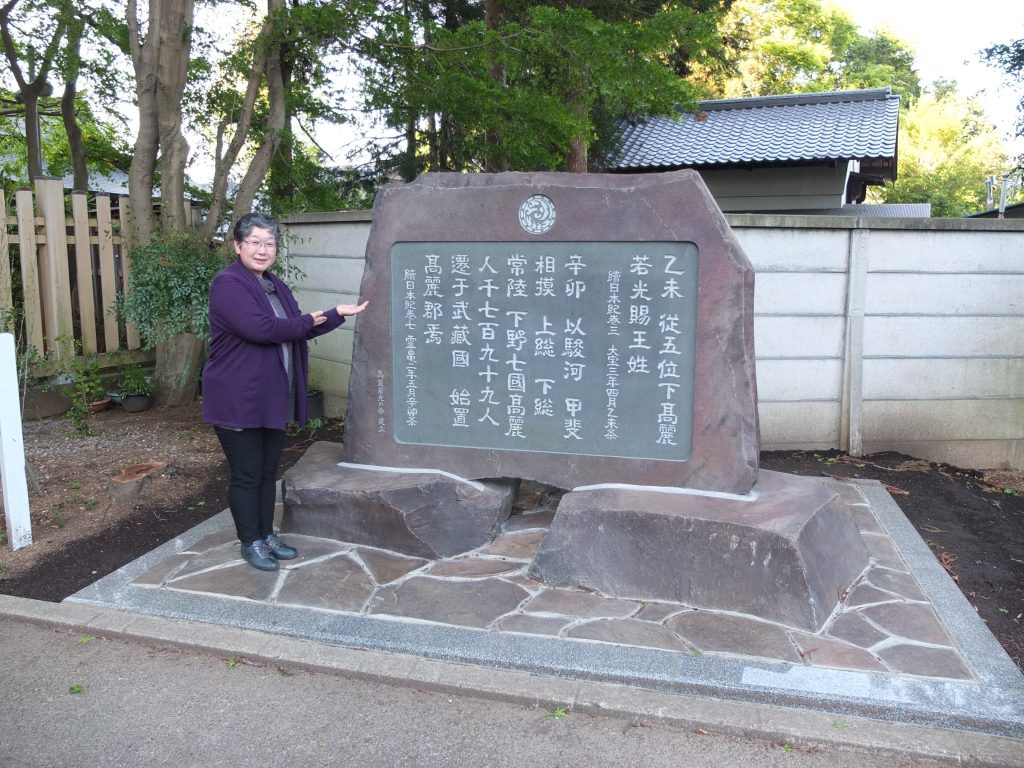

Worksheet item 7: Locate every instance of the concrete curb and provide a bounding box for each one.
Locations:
[2,594,1021,767]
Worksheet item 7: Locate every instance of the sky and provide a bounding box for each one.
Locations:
[828,0,1024,157]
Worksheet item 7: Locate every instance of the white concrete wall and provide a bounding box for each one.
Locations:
[730,213,1024,469]
[281,210,373,419]
[283,209,1024,470]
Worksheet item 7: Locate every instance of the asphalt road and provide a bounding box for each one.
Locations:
[0,618,963,768]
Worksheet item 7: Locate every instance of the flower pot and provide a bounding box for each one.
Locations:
[306,390,324,421]
[89,397,111,414]
[121,394,152,413]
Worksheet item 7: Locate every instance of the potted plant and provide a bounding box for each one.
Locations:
[117,363,154,413]
[116,231,229,407]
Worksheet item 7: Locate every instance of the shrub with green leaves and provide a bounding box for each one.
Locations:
[117,231,230,346]
[117,363,153,396]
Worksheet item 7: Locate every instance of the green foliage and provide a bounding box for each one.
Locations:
[117,231,230,347]
[0,0,133,190]
[186,0,371,219]
[270,147,379,216]
[688,0,920,100]
[289,417,323,438]
[875,85,1020,217]
[54,337,105,435]
[116,363,152,397]
[357,2,709,175]
[42,97,133,178]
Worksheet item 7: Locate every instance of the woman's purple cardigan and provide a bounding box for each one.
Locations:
[202,258,345,430]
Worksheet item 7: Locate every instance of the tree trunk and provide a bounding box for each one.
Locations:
[268,14,296,207]
[232,0,286,223]
[61,25,88,191]
[566,137,588,173]
[155,0,193,232]
[483,0,506,173]
[153,332,204,407]
[21,94,44,179]
[126,0,194,245]
[127,0,160,245]
[566,99,588,173]
[197,14,272,241]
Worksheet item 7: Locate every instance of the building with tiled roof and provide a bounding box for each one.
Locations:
[609,88,901,214]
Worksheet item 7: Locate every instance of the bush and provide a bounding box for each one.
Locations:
[117,363,153,396]
[117,231,230,346]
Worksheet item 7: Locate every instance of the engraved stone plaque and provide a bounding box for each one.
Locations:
[390,241,699,461]
[343,171,759,493]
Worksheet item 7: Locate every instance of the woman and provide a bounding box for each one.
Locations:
[203,212,368,571]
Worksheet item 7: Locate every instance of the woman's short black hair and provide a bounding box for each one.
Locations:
[233,212,280,244]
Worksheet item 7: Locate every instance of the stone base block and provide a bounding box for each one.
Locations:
[281,442,516,559]
[528,470,869,631]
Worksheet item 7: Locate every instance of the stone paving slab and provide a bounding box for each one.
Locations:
[67,477,1024,738]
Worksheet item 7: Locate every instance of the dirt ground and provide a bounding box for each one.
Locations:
[1,403,1021,672]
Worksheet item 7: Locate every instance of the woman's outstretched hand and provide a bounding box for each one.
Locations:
[336,300,369,316]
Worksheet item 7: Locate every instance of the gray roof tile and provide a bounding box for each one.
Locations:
[611,88,900,170]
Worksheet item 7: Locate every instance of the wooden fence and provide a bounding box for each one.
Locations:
[1,177,153,375]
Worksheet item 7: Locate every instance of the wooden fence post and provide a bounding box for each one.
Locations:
[35,177,74,358]
[71,191,98,355]
[95,195,121,353]
[14,187,44,356]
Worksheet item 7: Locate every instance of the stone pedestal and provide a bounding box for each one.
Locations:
[281,442,516,559]
[529,471,869,631]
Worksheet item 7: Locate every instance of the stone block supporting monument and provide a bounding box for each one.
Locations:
[282,170,869,622]
[529,471,867,631]
[283,442,515,559]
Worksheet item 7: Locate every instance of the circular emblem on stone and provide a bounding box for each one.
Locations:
[518,194,556,234]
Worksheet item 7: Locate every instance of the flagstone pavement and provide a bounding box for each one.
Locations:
[69,475,1024,738]
[131,478,970,681]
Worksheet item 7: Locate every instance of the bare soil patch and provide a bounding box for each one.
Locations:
[0,403,343,600]
[1,406,1021,671]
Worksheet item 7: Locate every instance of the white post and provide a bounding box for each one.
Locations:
[0,333,32,549]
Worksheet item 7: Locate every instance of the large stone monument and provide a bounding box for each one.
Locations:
[283,170,868,631]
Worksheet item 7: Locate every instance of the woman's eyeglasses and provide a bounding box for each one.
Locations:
[242,239,277,250]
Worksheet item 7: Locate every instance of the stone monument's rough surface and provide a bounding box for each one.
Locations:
[529,471,870,631]
[282,442,515,559]
[342,171,759,494]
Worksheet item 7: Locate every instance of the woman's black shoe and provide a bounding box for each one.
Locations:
[241,539,279,571]
[265,532,297,560]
